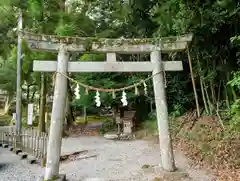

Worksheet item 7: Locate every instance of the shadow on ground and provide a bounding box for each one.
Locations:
[0,163,9,171]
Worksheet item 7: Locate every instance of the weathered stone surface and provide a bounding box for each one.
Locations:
[27,156,37,164]
[2,143,8,148]
[37,174,66,181]
[103,132,135,140]
[37,176,44,181]
[104,133,119,140]
[41,156,46,167]
[56,174,66,181]
[84,178,105,181]
[152,166,190,180]
[14,148,22,155]
[33,60,183,73]
[9,146,14,151]
[21,31,193,53]
[18,152,28,159]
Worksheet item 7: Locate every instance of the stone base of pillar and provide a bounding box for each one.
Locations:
[38,174,66,181]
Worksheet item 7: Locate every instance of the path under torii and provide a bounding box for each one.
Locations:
[22,31,193,181]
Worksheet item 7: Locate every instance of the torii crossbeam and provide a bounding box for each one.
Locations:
[21,31,192,53]
[33,60,183,72]
[22,31,193,181]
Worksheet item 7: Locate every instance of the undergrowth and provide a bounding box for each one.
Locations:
[141,103,240,180]
[100,118,116,135]
[75,116,106,124]
[0,113,11,126]
[224,101,240,133]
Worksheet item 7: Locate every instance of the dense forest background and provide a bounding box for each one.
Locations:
[0,0,239,131]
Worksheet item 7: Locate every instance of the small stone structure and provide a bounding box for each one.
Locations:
[116,111,135,134]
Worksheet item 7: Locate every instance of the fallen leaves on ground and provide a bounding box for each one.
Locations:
[173,112,240,181]
[152,169,190,181]
[63,124,101,137]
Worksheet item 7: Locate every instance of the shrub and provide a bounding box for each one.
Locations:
[100,119,116,134]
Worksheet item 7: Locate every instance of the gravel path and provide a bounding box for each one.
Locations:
[0,148,44,181]
[0,136,217,181]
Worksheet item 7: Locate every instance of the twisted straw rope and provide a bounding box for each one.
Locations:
[52,71,166,93]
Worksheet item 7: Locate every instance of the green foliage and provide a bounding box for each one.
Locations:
[0,0,239,135]
[228,71,240,89]
[0,64,17,94]
[80,54,105,62]
[169,103,184,118]
[99,119,116,135]
[227,101,240,132]
[142,103,185,136]
[0,41,43,96]
[76,116,105,124]
[141,113,158,135]
[0,114,11,126]
[55,23,76,36]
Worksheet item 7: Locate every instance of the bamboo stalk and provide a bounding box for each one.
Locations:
[225,84,230,109]
[210,84,217,106]
[187,47,200,117]
[203,81,213,115]
[39,73,47,133]
[197,59,209,114]
[216,81,225,129]
[37,134,40,159]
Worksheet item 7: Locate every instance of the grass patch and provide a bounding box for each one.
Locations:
[100,119,116,135]
[75,116,106,124]
[142,119,158,134]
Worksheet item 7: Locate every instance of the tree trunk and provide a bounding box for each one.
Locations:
[31,91,36,102]
[210,84,216,110]
[226,72,237,102]
[197,58,209,114]
[38,73,47,133]
[64,96,69,130]
[211,59,217,105]
[224,58,236,102]
[26,84,32,102]
[210,84,216,105]
[150,100,153,112]
[83,106,87,124]
[203,81,213,115]
[187,47,200,117]
[200,78,209,114]
[65,78,75,129]
[224,82,230,109]
[4,94,12,115]
[63,53,78,128]
[45,111,49,133]
[231,88,237,102]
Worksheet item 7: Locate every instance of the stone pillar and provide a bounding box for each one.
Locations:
[44,45,69,180]
[151,50,176,171]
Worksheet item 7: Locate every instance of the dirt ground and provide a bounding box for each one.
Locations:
[171,113,240,181]
[58,136,217,181]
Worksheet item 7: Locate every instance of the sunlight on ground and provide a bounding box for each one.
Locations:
[0,109,106,126]
[0,109,11,126]
[0,108,4,115]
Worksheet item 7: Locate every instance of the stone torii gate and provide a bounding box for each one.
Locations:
[22,31,192,181]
